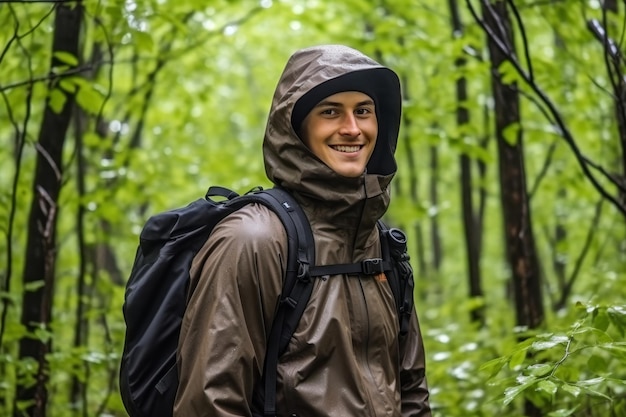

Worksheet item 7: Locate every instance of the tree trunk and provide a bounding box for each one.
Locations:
[400,75,428,277]
[449,0,485,325]
[482,4,545,414]
[15,4,83,417]
[483,0,544,327]
[429,144,442,272]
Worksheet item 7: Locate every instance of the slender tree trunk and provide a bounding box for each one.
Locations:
[482,4,545,414]
[15,5,83,417]
[429,144,442,272]
[400,75,428,277]
[449,0,485,325]
[483,0,544,325]
[550,21,568,311]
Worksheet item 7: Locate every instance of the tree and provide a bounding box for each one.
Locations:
[15,4,83,417]
[448,0,487,325]
[477,0,545,330]
[2,1,626,415]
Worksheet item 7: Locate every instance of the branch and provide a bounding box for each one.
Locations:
[528,140,558,199]
[506,0,534,82]
[553,199,604,310]
[165,6,265,61]
[587,18,622,64]
[465,0,626,216]
[0,4,56,66]
[0,63,98,92]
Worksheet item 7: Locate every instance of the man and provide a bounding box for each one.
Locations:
[174,44,431,417]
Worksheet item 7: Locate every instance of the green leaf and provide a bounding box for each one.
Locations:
[592,309,610,332]
[509,348,527,370]
[133,30,155,53]
[598,342,626,359]
[59,78,77,93]
[579,385,612,400]
[32,326,53,343]
[561,383,581,398]
[576,377,605,387]
[502,122,521,146]
[24,280,45,292]
[527,363,552,377]
[480,357,507,379]
[536,379,558,396]
[498,60,522,84]
[53,50,79,66]
[531,334,569,351]
[48,88,66,114]
[547,408,578,417]
[608,306,626,336]
[587,354,608,373]
[503,376,536,406]
[76,86,103,115]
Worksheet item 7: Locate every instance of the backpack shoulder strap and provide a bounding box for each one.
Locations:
[228,187,315,417]
[239,187,317,353]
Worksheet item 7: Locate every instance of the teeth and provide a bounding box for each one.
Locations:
[332,145,361,153]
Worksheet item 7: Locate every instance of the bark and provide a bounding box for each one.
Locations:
[483,0,544,329]
[15,4,83,417]
[480,1,545,410]
[481,7,546,413]
[449,0,485,325]
[604,0,618,13]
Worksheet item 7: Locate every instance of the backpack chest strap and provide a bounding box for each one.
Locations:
[308,258,392,278]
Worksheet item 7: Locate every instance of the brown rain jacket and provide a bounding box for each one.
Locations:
[174,45,431,417]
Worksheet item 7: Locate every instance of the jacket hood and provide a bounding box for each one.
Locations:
[262,45,402,250]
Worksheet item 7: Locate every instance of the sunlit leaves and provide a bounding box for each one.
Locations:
[47,88,66,114]
[53,51,79,66]
[482,303,626,412]
[2,1,626,417]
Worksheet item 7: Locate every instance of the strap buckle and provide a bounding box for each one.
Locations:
[297,261,311,282]
[361,258,384,275]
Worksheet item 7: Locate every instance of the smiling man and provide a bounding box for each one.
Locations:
[174,45,431,417]
[299,91,378,178]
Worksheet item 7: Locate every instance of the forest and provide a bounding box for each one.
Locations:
[1,0,626,416]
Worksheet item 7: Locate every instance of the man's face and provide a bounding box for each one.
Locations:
[300,91,378,178]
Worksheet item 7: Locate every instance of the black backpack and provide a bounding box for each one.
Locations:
[119,186,414,417]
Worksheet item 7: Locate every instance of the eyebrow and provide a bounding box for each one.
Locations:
[315,99,375,108]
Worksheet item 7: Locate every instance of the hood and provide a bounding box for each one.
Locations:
[262,45,402,252]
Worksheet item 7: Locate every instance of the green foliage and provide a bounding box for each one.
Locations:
[1,0,626,416]
[482,303,626,415]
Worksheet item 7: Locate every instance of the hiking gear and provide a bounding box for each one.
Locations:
[119,186,413,417]
[176,45,429,417]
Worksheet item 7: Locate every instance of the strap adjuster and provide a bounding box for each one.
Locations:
[361,258,384,275]
[296,262,311,282]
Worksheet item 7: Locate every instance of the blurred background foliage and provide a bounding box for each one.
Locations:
[1,0,625,416]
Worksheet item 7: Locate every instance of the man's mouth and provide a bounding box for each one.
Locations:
[331,145,362,153]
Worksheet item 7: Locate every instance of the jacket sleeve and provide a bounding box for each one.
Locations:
[173,204,287,417]
[399,309,432,417]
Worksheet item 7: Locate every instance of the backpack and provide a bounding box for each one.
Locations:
[119,186,414,417]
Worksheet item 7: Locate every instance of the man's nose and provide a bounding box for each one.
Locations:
[339,114,360,137]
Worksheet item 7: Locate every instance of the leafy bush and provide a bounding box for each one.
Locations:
[481,303,626,416]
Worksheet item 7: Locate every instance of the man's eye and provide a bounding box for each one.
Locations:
[356,108,373,115]
[321,108,337,115]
